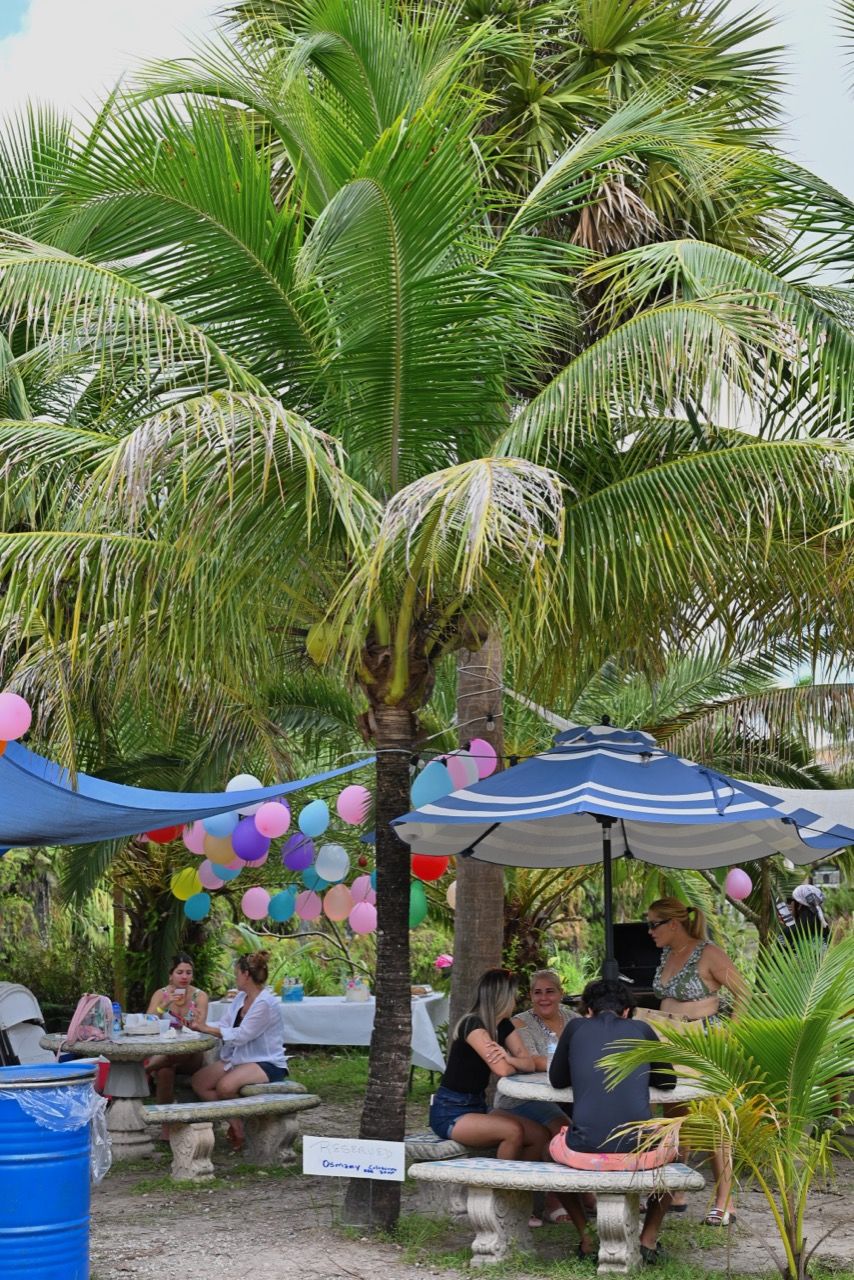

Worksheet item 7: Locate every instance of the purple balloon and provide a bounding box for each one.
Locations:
[282,833,314,871]
[232,817,271,863]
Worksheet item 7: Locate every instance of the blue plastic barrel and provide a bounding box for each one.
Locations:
[0,1061,97,1280]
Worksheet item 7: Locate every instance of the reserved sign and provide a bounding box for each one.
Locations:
[302,1135,405,1181]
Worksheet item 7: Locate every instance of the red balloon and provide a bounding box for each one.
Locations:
[411,854,450,882]
[147,825,182,844]
[357,855,369,868]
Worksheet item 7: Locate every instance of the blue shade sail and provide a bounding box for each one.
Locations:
[0,741,372,847]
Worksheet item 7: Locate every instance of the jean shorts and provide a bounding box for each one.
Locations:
[257,1061,289,1083]
[497,1098,569,1127]
[429,1086,488,1140]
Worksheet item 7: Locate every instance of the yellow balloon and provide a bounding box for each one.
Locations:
[171,867,202,901]
[323,883,354,922]
[204,834,235,865]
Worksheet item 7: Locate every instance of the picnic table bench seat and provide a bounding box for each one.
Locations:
[142,1092,320,1181]
[409,1156,705,1274]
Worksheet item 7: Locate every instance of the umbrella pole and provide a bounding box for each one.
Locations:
[598,818,619,981]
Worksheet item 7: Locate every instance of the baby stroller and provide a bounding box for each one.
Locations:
[0,981,54,1066]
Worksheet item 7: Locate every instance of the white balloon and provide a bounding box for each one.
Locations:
[226,772,264,815]
[446,880,457,910]
[315,842,350,884]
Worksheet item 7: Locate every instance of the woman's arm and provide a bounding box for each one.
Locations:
[146,988,166,1015]
[464,1027,519,1077]
[194,991,209,1022]
[503,1028,537,1074]
[707,946,749,1012]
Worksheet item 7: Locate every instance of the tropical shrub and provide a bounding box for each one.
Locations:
[601,933,854,1280]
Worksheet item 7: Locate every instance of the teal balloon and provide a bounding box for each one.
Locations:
[269,888,297,922]
[203,810,239,837]
[217,863,242,882]
[184,892,211,921]
[299,799,330,837]
[370,869,377,891]
[409,880,428,928]
[410,761,454,809]
[302,865,329,891]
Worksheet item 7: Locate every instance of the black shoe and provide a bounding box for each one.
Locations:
[576,1243,598,1264]
[641,1244,669,1266]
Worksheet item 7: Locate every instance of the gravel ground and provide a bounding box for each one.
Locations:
[91,1101,854,1280]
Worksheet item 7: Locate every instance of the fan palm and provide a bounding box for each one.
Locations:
[1,0,854,1226]
[601,933,854,1280]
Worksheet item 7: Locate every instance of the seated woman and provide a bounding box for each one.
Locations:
[146,952,209,1103]
[428,968,548,1163]
[508,969,580,1225]
[548,978,677,1264]
[189,950,286,1148]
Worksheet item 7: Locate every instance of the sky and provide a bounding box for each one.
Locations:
[0,0,851,194]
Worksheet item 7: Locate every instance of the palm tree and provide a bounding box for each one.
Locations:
[1,0,854,1225]
[601,934,854,1280]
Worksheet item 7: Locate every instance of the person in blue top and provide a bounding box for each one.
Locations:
[548,978,677,1265]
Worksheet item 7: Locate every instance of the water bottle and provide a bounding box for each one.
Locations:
[111,1001,123,1039]
[546,1032,558,1071]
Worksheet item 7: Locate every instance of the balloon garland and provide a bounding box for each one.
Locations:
[158,753,468,928]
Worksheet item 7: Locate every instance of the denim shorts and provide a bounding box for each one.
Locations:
[257,1061,289,1083]
[497,1098,569,1127]
[429,1086,487,1140]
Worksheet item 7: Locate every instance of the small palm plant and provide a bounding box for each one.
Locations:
[600,934,854,1280]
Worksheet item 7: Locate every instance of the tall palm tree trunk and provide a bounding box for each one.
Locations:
[343,703,415,1228]
[449,634,506,1031]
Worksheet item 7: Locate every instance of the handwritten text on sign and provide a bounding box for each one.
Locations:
[302,1135,405,1181]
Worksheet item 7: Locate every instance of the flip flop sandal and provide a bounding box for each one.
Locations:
[703,1208,737,1226]
[528,1216,544,1228]
[576,1244,598,1264]
[545,1207,573,1224]
[641,1244,669,1265]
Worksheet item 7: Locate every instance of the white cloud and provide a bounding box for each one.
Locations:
[0,0,220,120]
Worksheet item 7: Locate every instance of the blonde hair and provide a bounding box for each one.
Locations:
[236,950,270,985]
[455,968,518,1041]
[648,897,707,941]
[530,969,563,993]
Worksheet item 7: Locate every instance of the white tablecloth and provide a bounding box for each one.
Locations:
[207,992,448,1072]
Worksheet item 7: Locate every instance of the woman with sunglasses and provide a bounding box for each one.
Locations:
[646,897,748,1226]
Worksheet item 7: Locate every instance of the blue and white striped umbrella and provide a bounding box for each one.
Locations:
[393,724,854,871]
[394,724,854,977]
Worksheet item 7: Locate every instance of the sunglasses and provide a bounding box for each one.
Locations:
[646,919,668,931]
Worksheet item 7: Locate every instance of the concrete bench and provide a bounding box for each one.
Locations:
[409,1156,705,1273]
[240,1080,308,1097]
[142,1093,320,1181]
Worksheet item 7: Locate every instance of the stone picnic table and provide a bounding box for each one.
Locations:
[496,1072,706,1107]
[41,1030,216,1160]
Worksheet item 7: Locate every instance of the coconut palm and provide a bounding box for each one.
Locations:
[2,0,854,1225]
[601,933,854,1280]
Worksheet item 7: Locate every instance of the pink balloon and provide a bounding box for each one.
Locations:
[336,784,372,826]
[255,801,291,838]
[469,738,498,779]
[295,889,322,921]
[350,874,373,903]
[0,691,32,740]
[198,860,225,890]
[182,822,207,855]
[241,887,270,920]
[225,857,243,871]
[724,868,752,901]
[349,901,377,934]
[323,884,354,921]
[446,751,479,789]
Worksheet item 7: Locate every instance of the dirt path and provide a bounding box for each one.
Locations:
[91,1102,854,1280]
